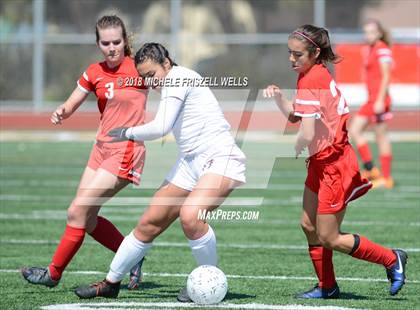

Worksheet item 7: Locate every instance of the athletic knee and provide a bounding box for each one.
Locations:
[300,218,316,235]
[67,202,88,226]
[135,217,162,241]
[317,232,339,249]
[179,208,200,236]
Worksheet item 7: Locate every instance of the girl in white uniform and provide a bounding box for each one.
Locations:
[75,43,246,300]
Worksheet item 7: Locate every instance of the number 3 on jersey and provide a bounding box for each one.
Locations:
[105,82,114,99]
[329,80,349,115]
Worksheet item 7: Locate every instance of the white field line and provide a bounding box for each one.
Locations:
[2,239,420,253]
[2,129,419,142]
[0,210,419,228]
[1,179,418,191]
[2,268,419,285]
[40,301,366,310]
[0,195,264,207]
[1,194,419,208]
[1,212,420,227]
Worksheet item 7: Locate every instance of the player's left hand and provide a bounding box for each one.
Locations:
[108,127,129,142]
[373,100,384,114]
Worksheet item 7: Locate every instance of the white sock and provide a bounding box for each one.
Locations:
[188,225,217,266]
[106,231,152,283]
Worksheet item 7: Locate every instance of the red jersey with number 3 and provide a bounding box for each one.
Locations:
[77,56,148,143]
[293,64,350,162]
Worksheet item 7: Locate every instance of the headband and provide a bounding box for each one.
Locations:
[293,31,320,48]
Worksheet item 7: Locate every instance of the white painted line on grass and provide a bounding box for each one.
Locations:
[2,239,420,253]
[4,269,419,284]
[1,210,419,227]
[41,302,366,310]
[0,195,264,207]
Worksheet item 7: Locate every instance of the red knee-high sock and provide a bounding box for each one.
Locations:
[309,246,336,289]
[380,154,392,178]
[49,225,85,280]
[88,216,124,252]
[357,143,373,164]
[350,235,396,268]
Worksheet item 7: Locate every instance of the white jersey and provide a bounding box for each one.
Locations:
[162,66,232,154]
[126,65,233,155]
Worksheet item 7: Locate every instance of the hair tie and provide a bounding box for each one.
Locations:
[293,31,320,48]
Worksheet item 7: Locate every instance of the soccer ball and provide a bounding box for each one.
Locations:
[186,265,228,305]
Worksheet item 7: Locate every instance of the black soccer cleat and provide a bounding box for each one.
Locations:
[21,267,59,288]
[177,287,192,302]
[74,279,120,299]
[296,283,340,299]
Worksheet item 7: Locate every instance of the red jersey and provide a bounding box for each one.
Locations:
[293,64,350,162]
[363,40,393,101]
[77,56,148,143]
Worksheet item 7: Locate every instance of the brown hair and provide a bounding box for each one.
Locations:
[289,24,341,65]
[363,19,392,47]
[95,15,132,56]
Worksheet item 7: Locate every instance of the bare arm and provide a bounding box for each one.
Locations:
[51,87,88,124]
[263,85,300,123]
[295,116,316,158]
[373,61,391,114]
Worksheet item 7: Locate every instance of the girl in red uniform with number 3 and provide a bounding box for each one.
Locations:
[264,24,407,298]
[21,15,146,289]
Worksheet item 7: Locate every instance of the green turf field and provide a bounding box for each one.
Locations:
[0,139,419,310]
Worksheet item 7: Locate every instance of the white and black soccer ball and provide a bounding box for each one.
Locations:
[186,265,228,305]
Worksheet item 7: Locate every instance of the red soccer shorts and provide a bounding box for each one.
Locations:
[87,140,146,185]
[305,144,372,214]
[357,96,392,123]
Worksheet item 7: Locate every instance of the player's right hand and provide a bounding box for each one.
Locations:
[51,105,66,125]
[263,85,283,98]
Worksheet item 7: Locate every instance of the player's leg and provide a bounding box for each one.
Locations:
[54,168,129,279]
[372,122,394,188]
[74,181,189,299]
[176,174,241,303]
[316,210,407,295]
[180,173,240,266]
[21,167,129,286]
[349,114,380,180]
[297,186,338,299]
[106,181,189,283]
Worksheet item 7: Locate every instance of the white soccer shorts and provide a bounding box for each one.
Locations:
[165,140,246,191]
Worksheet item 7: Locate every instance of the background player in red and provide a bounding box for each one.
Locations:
[349,19,394,189]
[264,24,407,298]
[21,15,147,289]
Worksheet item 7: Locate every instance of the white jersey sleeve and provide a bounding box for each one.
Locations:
[158,66,233,155]
[126,96,183,141]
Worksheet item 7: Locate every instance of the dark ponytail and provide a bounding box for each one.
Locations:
[290,24,341,65]
[134,43,177,67]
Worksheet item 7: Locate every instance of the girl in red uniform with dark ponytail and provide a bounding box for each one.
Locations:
[264,24,407,298]
[350,19,394,189]
[21,15,147,290]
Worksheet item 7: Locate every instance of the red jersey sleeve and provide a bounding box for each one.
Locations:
[77,65,95,94]
[376,43,393,64]
[293,78,322,119]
